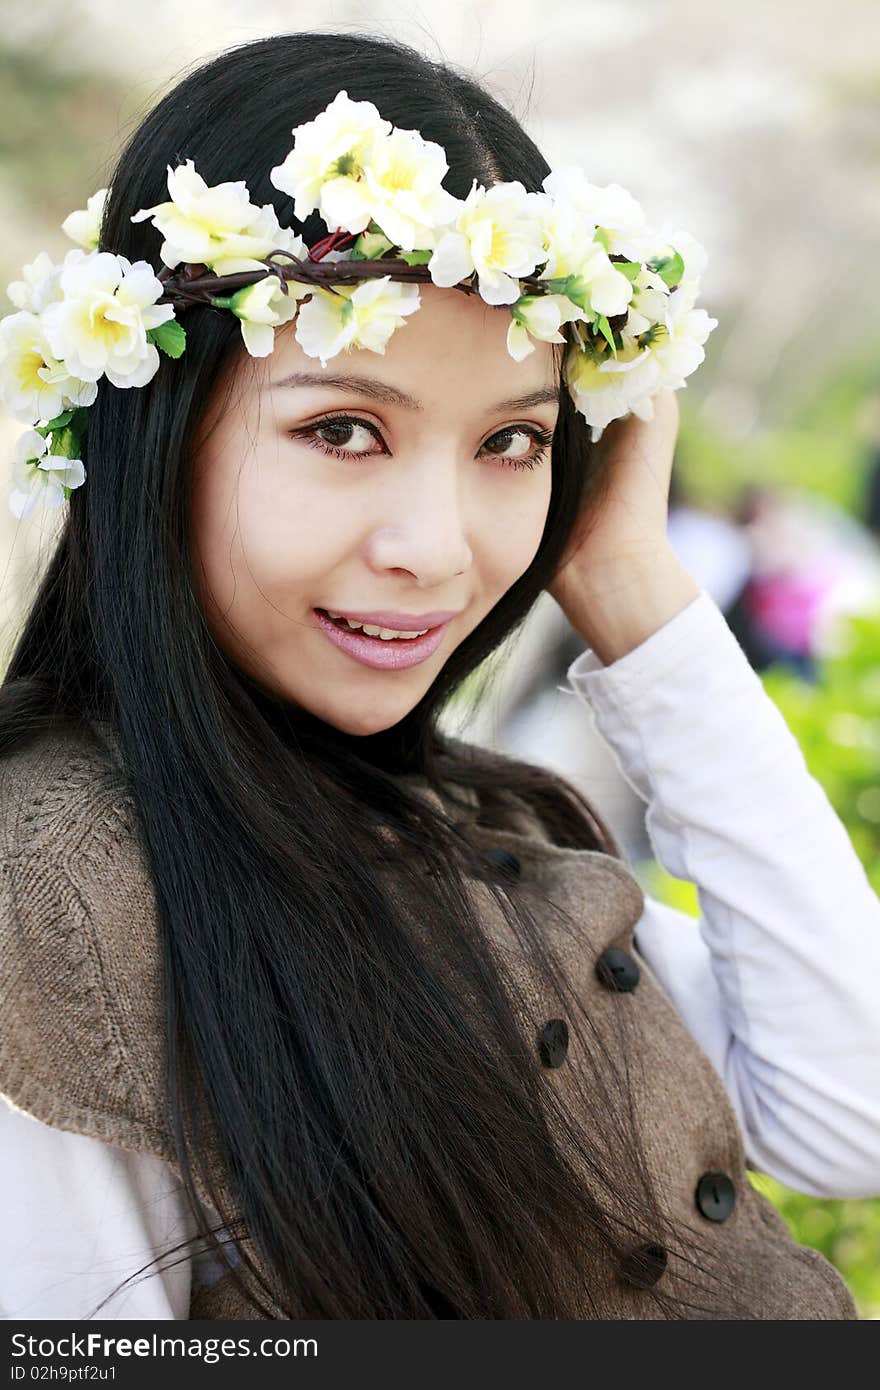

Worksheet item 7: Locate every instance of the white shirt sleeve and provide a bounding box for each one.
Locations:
[0,1097,199,1319]
[565,586,880,1199]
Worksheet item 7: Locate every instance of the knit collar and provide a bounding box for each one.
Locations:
[87,716,481,823]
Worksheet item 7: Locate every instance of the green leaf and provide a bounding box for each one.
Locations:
[615,261,641,283]
[398,249,433,266]
[595,314,618,357]
[49,426,80,460]
[509,294,542,326]
[648,249,685,289]
[68,406,90,442]
[44,409,77,430]
[542,273,593,312]
[352,230,395,260]
[146,319,187,358]
[542,274,577,297]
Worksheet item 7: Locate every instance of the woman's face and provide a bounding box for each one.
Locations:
[190,283,558,736]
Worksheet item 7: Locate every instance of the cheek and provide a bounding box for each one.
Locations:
[193,442,351,609]
[481,470,552,589]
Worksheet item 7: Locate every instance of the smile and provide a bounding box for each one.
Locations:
[313,608,453,670]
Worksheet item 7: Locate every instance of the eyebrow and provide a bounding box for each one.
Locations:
[269,370,560,415]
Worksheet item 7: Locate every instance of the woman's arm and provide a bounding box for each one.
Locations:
[564,586,880,1199]
[0,1097,196,1319]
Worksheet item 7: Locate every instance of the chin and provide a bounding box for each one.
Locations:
[332,710,410,738]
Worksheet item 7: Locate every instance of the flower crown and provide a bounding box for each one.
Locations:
[1,88,718,519]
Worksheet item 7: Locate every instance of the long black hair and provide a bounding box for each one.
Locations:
[1,31,744,1318]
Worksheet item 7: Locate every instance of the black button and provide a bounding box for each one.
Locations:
[481,847,521,880]
[595,947,641,993]
[619,1241,668,1289]
[695,1171,736,1222]
[537,1018,569,1068]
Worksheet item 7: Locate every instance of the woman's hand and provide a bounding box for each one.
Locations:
[546,389,701,665]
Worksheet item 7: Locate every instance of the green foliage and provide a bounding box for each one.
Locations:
[641,604,880,1317]
[648,249,685,289]
[675,346,880,521]
[762,607,880,895]
[595,314,618,356]
[35,406,89,455]
[146,320,186,359]
[350,227,395,260]
[676,414,864,516]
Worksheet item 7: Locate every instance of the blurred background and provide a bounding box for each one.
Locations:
[1,0,878,1316]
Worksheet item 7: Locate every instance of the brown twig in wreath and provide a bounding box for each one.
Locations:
[154,249,557,312]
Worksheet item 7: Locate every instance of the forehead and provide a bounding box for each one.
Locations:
[262,282,562,413]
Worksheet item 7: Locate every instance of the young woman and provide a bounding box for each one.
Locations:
[1,32,878,1321]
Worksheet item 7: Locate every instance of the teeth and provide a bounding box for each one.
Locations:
[325,611,429,640]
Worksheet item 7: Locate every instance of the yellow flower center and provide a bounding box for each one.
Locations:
[381,156,416,193]
[488,223,509,266]
[85,295,128,347]
[19,345,48,391]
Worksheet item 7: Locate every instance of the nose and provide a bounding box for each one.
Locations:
[364,458,473,587]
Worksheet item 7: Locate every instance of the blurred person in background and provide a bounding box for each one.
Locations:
[726,482,880,683]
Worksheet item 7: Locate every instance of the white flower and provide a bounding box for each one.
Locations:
[9,428,85,519]
[428,180,547,306]
[227,272,311,357]
[270,90,391,231]
[0,310,97,424]
[220,223,312,284]
[273,225,311,263]
[356,127,461,251]
[294,278,420,365]
[506,293,585,363]
[131,161,288,274]
[648,291,718,389]
[625,264,671,336]
[645,226,708,313]
[542,167,653,262]
[6,251,64,314]
[61,188,109,251]
[565,288,718,440]
[41,249,175,388]
[206,205,305,277]
[537,198,633,319]
[565,333,662,441]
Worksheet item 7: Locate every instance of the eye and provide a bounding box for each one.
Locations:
[479,425,555,470]
[293,415,386,459]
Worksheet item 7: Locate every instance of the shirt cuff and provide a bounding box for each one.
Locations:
[565,588,743,703]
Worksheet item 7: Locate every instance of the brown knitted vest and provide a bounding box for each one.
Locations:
[0,718,857,1319]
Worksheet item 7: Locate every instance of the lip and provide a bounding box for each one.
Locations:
[319,608,460,630]
[313,607,455,671]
